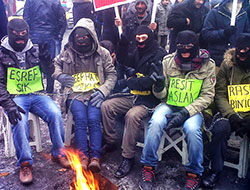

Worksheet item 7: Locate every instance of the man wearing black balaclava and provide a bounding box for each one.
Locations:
[139,30,216,190]
[53,18,117,173]
[0,18,70,185]
[104,25,166,179]
[202,33,250,188]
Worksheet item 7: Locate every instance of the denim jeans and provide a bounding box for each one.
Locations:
[30,34,59,93]
[141,103,204,176]
[11,94,65,166]
[68,100,102,158]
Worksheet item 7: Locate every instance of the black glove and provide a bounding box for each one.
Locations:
[149,72,165,92]
[38,43,51,61]
[237,118,250,138]
[57,74,75,88]
[90,90,105,108]
[229,114,244,132]
[7,106,26,125]
[165,108,190,133]
[224,26,236,37]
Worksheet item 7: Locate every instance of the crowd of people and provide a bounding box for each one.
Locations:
[0,0,250,189]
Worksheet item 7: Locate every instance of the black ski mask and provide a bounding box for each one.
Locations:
[73,27,93,54]
[235,33,250,70]
[7,18,29,52]
[176,30,199,62]
[135,25,156,57]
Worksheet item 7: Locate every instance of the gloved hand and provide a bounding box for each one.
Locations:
[149,72,165,92]
[224,26,236,37]
[57,74,75,88]
[236,118,250,138]
[7,106,26,125]
[165,108,190,133]
[90,90,105,108]
[38,43,51,61]
[229,114,244,132]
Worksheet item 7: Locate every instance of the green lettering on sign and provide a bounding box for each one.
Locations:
[167,77,203,107]
[7,66,44,94]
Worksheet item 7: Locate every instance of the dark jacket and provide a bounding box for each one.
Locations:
[215,48,250,119]
[123,12,151,54]
[0,0,7,39]
[117,38,167,109]
[73,1,95,25]
[167,0,209,53]
[0,38,53,112]
[23,0,66,39]
[246,5,250,25]
[201,0,249,66]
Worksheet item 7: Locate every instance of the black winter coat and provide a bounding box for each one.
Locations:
[117,39,167,108]
[23,0,66,39]
[0,45,53,112]
[167,0,209,53]
[73,2,95,25]
[201,0,249,66]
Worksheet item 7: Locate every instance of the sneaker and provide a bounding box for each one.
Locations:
[114,157,134,178]
[19,161,33,185]
[88,157,101,173]
[184,173,201,190]
[52,156,70,168]
[139,166,155,190]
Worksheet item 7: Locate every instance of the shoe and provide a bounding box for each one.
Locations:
[80,156,89,171]
[88,157,101,173]
[19,161,33,185]
[138,166,155,190]
[114,157,134,178]
[52,156,70,168]
[184,172,201,190]
[202,172,219,188]
[101,143,117,154]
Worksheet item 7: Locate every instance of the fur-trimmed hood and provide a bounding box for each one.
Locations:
[223,48,236,67]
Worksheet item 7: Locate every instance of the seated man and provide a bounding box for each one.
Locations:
[0,19,69,185]
[139,30,216,190]
[53,18,117,173]
[101,25,166,178]
[202,33,250,188]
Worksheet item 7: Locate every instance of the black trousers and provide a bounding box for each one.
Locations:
[207,119,231,173]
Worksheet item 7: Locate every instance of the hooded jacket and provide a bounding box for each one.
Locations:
[154,50,216,116]
[0,37,53,111]
[201,0,249,66]
[53,18,117,109]
[215,48,250,119]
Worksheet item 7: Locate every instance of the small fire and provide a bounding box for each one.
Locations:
[64,148,99,190]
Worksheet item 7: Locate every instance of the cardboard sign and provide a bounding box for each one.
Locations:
[93,0,135,11]
[167,77,203,107]
[130,73,151,96]
[72,72,100,92]
[7,66,43,94]
[228,84,250,112]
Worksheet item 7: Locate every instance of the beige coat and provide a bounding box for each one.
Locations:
[154,51,216,116]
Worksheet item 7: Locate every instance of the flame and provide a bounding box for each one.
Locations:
[64,148,99,190]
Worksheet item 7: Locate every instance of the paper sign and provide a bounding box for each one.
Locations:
[167,77,203,107]
[228,84,250,112]
[7,66,43,94]
[72,72,100,92]
[130,73,151,95]
[93,0,135,11]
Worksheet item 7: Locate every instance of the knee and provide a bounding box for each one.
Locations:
[101,100,114,115]
[212,120,231,137]
[125,109,139,123]
[183,123,202,138]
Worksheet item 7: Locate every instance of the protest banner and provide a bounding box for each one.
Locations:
[93,0,135,11]
[72,72,100,92]
[228,84,250,112]
[167,77,203,107]
[7,66,43,94]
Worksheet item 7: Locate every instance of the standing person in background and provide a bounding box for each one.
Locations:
[0,0,8,39]
[72,0,95,25]
[156,0,172,50]
[23,0,67,93]
[167,0,208,53]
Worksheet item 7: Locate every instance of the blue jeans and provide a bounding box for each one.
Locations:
[141,103,204,176]
[11,94,65,166]
[68,100,102,158]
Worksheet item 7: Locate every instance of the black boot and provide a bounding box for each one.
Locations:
[139,166,155,190]
[114,157,134,178]
[202,171,219,188]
